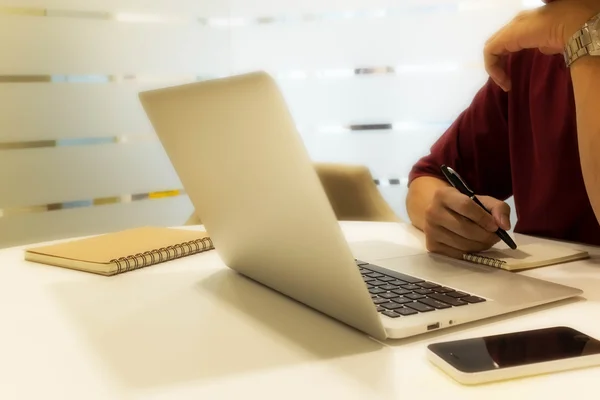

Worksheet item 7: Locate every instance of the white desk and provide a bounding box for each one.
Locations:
[1,221,599,400]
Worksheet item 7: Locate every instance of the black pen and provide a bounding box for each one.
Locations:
[440,165,517,250]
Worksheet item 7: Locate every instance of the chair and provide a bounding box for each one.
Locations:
[313,162,400,222]
[185,213,202,226]
[185,162,399,225]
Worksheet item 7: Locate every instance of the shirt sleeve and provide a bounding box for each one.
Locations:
[407,76,513,201]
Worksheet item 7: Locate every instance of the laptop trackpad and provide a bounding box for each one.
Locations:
[373,252,493,279]
[348,240,426,262]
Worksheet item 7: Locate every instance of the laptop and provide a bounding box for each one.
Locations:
[138,71,582,341]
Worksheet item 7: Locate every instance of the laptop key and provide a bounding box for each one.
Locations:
[395,307,418,316]
[405,293,426,300]
[392,288,412,296]
[434,287,455,293]
[392,297,412,304]
[428,293,468,307]
[446,291,469,298]
[379,292,399,299]
[382,310,401,318]
[361,264,424,283]
[405,302,435,313]
[419,297,452,310]
[376,306,385,312]
[389,273,424,284]
[382,302,406,310]
[366,272,385,278]
[379,276,396,282]
[379,284,399,291]
[369,279,387,286]
[401,284,421,291]
[418,282,440,289]
[415,289,433,295]
[369,288,386,295]
[462,296,486,303]
[390,279,409,286]
[373,297,389,305]
[356,260,369,266]
[363,276,375,283]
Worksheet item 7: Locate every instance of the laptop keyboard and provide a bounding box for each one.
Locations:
[357,260,486,319]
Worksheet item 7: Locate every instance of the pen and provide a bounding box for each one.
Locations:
[440,164,517,250]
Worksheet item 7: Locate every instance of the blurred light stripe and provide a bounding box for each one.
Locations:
[0,63,483,85]
[0,74,220,84]
[0,2,513,26]
[373,178,409,187]
[0,121,449,151]
[0,75,52,83]
[0,140,56,150]
[0,135,153,150]
[0,189,186,218]
[46,9,110,20]
[317,121,451,134]
[0,6,45,16]
[0,178,407,217]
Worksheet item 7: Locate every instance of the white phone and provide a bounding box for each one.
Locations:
[427,326,600,385]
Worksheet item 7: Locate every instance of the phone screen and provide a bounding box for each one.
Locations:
[428,326,600,373]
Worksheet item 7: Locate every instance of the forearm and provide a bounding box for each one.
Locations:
[406,176,449,230]
[571,56,600,224]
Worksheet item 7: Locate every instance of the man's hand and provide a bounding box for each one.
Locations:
[484,0,600,91]
[423,186,512,259]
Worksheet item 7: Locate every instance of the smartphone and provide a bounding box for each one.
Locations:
[427,326,600,385]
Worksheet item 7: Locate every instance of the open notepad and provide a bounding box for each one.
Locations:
[24,227,214,276]
[463,243,589,271]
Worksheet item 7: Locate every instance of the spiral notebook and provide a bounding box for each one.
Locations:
[463,243,589,271]
[24,226,214,276]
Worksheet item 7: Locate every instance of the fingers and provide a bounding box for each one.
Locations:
[492,207,511,231]
[437,189,498,233]
[479,195,512,230]
[483,7,564,92]
[424,187,507,259]
[425,236,465,260]
[427,202,499,244]
[484,53,511,92]
[484,24,513,91]
[483,9,543,92]
[426,223,499,253]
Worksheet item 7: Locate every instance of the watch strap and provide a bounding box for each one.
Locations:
[564,13,600,67]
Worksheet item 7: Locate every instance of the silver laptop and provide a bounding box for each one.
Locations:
[138,71,582,341]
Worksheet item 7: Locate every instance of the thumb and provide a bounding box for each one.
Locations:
[479,196,511,230]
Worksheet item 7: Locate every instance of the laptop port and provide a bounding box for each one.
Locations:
[427,322,440,331]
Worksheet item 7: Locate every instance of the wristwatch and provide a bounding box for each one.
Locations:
[564,12,600,67]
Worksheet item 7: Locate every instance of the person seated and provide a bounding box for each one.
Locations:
[406,0,600,258]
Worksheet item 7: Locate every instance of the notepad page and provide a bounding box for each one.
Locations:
[26,227,211,264]
[471,243,589,270]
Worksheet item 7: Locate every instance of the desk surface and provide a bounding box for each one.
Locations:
[1,221,599,399]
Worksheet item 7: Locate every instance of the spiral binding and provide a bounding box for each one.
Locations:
[110,237,214,274]
[463,253,507,269]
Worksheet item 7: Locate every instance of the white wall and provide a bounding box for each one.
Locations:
[0,0,541,247]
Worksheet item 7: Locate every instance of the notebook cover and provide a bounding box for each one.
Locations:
[24,226,212,274]
[465,243,589,271]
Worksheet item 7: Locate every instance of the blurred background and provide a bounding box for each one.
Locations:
[0,0,544,248]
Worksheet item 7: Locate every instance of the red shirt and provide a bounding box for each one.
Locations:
[408,49,600,246]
